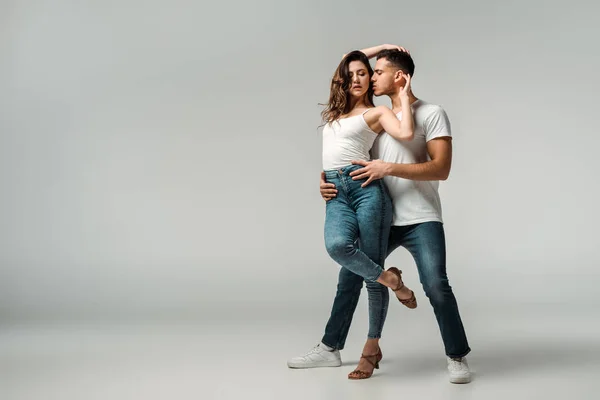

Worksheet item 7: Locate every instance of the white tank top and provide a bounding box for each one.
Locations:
[322,109,378,170]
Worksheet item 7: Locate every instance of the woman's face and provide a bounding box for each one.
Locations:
[347,61,371,99]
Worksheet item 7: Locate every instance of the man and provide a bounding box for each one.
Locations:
[288,45,472,384]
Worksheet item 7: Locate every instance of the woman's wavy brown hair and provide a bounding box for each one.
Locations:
[321,50,375,125]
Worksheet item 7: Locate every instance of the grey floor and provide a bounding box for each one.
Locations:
[1,307,599,400]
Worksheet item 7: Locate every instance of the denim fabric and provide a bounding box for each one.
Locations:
[322,221,471,358]
[322,164,393,339]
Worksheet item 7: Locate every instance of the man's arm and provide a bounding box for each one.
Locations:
[350,105,453,187]
[320,171,338,201]
[349,138,452,187]
[386,137,452,181]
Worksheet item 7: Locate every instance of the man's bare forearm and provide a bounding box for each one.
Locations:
[384,160,450,181]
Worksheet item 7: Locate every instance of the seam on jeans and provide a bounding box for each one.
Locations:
[345,165,363,207]
[343,173,354,206]
[375,180,387,337]
[377,181,384,336]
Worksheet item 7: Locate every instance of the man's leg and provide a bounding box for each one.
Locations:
[321,267,363,349]
[398,222,471,382]
[399,222,470,356]
[286,262,363,368]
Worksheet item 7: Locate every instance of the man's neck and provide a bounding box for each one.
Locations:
[389,90,419,112]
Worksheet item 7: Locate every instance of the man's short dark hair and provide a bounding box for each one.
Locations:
[376,49,415,77]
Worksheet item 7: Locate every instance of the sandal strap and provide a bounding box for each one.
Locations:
[388,267,405,292]
[349,369,371,378]
[399,290,417,307]
[360,353,379,368]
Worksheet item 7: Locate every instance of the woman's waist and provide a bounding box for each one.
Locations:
[323,163,364,180]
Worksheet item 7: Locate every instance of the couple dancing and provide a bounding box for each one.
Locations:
[287,44,471,383]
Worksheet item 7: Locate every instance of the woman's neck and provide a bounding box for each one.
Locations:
[349,96,370,111]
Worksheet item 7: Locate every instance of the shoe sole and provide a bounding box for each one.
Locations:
[449,376,471,384]
[287,360,342,369]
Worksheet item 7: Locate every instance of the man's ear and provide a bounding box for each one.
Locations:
[394,70,404,83]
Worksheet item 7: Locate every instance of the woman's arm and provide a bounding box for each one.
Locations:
[366,74,414,141]
[385,73,414,141]
[343,44,409,59]
[375,105,414,141]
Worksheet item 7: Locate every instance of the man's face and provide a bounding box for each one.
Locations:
[372,58,402,96]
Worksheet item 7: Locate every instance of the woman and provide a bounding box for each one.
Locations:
[321,50,417,379]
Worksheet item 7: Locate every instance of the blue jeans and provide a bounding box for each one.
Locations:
[323,164,393,339]
[321,221,471,358]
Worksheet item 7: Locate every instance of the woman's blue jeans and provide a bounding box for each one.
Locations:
[323,164,393,339]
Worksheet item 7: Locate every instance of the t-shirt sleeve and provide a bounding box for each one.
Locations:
[424,106,452,141]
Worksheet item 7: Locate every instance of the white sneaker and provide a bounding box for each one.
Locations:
[287,343,342,368]
[447,356,471,383]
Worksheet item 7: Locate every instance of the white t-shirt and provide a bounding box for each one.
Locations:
[371,99,452,226]
[322,110,378,170]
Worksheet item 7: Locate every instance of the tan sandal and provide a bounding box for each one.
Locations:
[348,348,382,380]
[387,267,417,309]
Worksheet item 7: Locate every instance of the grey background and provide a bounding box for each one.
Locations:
[1,0,599,324]
[3,1,600,399]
